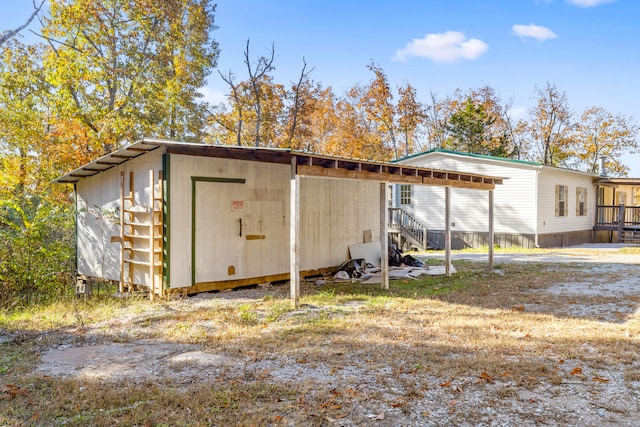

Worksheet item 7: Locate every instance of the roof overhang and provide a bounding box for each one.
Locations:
[55,138,504,190]
[596,177,640,187]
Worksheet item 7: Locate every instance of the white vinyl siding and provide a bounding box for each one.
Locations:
[398,151,597,237]
[537,168,595,233]
[401,153,537,234]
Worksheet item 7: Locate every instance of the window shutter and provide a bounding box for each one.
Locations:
[564,186,569,216]
[555,185,559,217]
[576,188,580,216]
[584,189,587,215]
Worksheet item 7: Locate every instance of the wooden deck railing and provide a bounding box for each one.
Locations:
[595,205,640,229]
[388,207,430,250]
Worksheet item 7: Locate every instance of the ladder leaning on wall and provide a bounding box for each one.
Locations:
[119,170,163,300]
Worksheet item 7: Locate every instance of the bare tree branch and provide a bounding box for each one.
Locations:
[0,0,45,46]
[244,39,275,146]
[219,69,244,146]
[287,57,314,148]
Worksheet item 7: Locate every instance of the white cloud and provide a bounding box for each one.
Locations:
[199,86,227,105]
[508,106,528,121]
[566,0,616,7]
[393,31,489,63]
[512,24,558,41]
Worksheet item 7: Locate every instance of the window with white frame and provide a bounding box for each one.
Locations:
[576,187,587,216]
[556,185,568,217]
[400,184,412,205]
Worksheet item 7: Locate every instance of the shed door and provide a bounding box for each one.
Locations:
[193,179,246,283]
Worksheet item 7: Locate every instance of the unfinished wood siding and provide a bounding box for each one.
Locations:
[168,154,380,289]
[400,153,537,234]
[76,150,163,283]
[299,177,380,269]
[537,168,596,234]
[169,154,276,288]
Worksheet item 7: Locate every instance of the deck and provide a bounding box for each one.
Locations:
[594,205,640,242]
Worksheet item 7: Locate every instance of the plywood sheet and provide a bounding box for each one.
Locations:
[349,242,381,267]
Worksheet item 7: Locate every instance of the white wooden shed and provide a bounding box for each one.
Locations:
[55,139,503,306]
[394,149,601,248]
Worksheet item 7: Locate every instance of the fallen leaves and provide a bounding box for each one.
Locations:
[570,367,583,375]
[479,372,495,384]
[1,384,27,399]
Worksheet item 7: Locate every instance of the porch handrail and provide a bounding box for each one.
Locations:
[388,207,428,249]
[596,205,640,228]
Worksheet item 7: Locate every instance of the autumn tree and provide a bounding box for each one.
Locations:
[447,97,495,154]
[527,83,574,166]
[0,39,76,307]
[296,84,340,153]
[0,0,220,306]
[443,86,519,157]
[423,92,451,150]
[571,107,638,176]
[361,62,399,158]
[41,0,219,152]
[396,82,425,157]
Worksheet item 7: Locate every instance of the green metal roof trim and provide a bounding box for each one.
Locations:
[394,148,603,178]
[393,148,542,167]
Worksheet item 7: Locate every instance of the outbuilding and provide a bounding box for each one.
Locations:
[55,139,503,306]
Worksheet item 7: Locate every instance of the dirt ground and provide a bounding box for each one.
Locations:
[24,245,640,425]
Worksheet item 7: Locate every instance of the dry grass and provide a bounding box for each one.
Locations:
[2,258,640,426]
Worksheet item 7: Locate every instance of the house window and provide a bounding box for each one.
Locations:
[616,192,627,206]
[555,185,568,217]
[400,185,412,205]
[388,184,393,207]
[576,187,587,216]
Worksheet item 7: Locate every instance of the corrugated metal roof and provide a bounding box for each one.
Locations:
[53,139,172,183]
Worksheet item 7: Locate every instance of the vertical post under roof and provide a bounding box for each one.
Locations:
[149,169,155,302]
[380,182,389,290]
[119,171,125,294]
[488,190,494,269]
[445,186,451,277]
[290,157,301,309]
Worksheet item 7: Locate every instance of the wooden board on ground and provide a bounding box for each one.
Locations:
[349,242,381,267]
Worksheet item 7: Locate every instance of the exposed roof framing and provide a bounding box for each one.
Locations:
[597,177,640,187]
[55,138,504,190]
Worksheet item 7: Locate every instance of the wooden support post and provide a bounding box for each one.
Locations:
[488,189,494,269]
[129,171,134,202]
[380,182,389,290]
[445,186,451,277]
[157,170,164,298]
[290,157,300,309]
[149,169,155,302]
[617,204,625,241]
[119,171,125,294]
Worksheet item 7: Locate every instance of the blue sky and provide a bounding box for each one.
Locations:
[3,0,640,175]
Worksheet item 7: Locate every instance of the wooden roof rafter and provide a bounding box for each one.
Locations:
[55,138,505,190]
